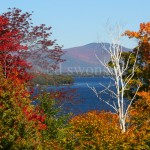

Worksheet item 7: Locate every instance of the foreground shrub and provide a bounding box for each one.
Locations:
[63,111,124,149]
[0,69,47,149]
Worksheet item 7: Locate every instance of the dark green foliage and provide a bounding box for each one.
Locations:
[35,92,71,142]
[31,73,74,86]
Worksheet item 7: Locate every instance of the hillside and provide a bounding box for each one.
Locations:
[59,43,130,74]
[25,42,130,75]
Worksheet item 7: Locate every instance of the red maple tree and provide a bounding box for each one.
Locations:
[2,8,65,74]
[0,15,32,82]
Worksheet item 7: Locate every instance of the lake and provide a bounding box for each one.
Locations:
[33,77,116,115]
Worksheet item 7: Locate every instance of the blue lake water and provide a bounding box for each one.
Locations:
[33,77,116,114]
[66,77,115,114]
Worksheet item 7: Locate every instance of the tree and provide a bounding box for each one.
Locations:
[0,15,44,149]
[0,8,74,149]
[88,26,140,132]
[119,23,150,147]
[123,22,150,92]
[64,110,125,149]
[124,90,150,149]
[2,8,65,73]
[0,15,32,82]
[0,11,64,149]
[0,66,48,149]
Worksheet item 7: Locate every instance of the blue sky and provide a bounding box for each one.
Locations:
[1,0,150,49]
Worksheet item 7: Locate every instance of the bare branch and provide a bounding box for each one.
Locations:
[98,82,117,97]
[124,83,141,119]
[87,83,118,112]
[95,52,114,76]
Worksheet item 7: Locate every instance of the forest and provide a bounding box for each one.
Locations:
[0,8,150,150]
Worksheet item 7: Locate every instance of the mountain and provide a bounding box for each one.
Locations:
[57,43,130,74]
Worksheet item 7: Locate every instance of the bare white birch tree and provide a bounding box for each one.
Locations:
[88,25,140,133]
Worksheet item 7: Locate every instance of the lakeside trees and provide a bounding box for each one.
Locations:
[0,9,68,149]
[31,73,74,86]
[0,15,46,149]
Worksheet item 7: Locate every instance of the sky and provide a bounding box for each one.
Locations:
[1,0,150,49]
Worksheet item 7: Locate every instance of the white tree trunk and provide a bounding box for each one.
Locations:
[88,27,140,132]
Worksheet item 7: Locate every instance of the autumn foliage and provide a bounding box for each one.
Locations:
[124,22,150,91]
[0,10,65,149]
[64,111,122,149]
[62,23,150,149]
[0,14,48,149]
[0,7,150,149]
[0,15,31,82]
[2,8,65,73]
[122,23,150,148]
[0,67,48,149]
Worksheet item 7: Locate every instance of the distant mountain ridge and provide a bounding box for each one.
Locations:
[58,43,130,74]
